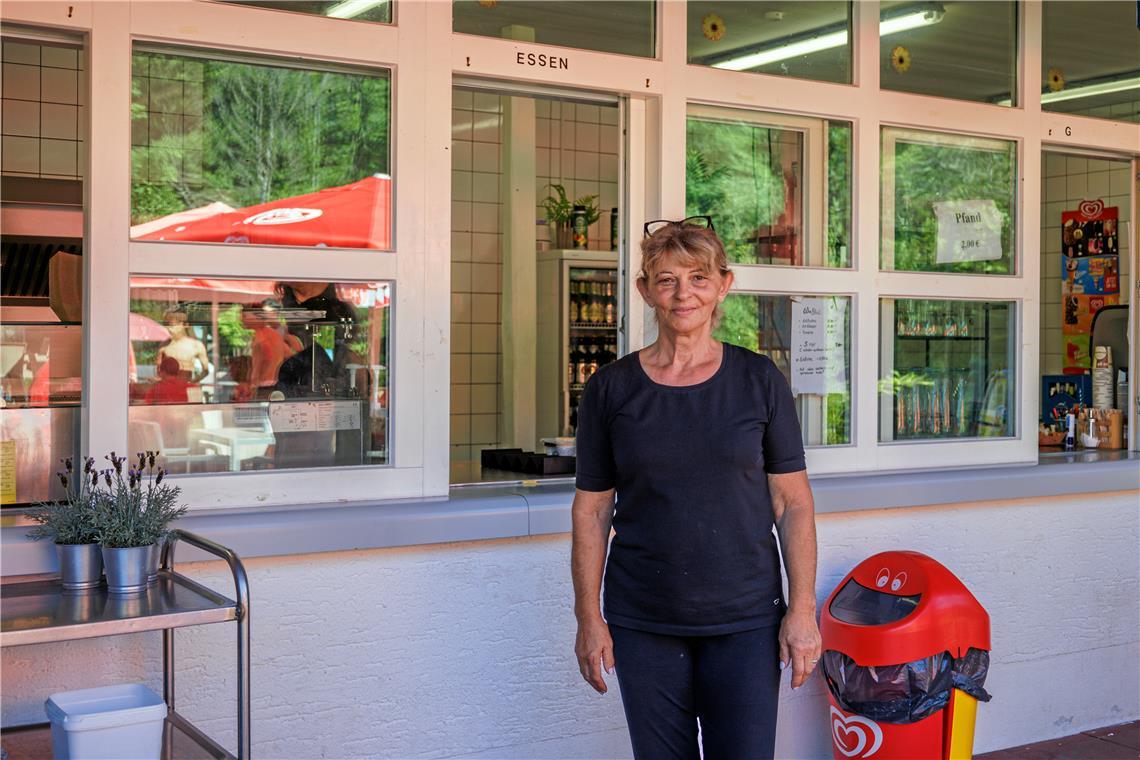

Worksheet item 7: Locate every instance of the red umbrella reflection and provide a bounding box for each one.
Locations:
[129,312,171,342]
[135,175,391,249]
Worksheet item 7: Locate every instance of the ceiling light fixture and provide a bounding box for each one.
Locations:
[1040,74,1140,104]
[994,74,1140,107]
[711,4,945,72]
[325,0,388,20]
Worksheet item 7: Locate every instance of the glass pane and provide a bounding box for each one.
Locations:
[450,89,623,485]
[452,1,655,58]
[879,299,1015,442]
[880,2,1016,106]
[129,278,391,472]
[1042,1,1140,123]
[715,294,852,446]
[881,128,1016,274]
[687,1,851,85]
[687,110,852,267]
[130,47,391,249]
[1,33,85,506]
[220,0,392,24]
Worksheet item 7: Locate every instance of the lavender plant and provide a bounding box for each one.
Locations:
[26,456,103,545]
[96,451,188,548]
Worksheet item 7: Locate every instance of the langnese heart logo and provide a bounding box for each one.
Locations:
[1078,199,1104,220]
[831,706,884,758]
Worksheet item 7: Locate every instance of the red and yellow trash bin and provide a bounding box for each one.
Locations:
[820,551,992,760]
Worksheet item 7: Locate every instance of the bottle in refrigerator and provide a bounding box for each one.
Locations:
[604,283,615,325]
[576,341,590,385]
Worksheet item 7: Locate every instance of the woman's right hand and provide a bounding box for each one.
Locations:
[575,615,615,694]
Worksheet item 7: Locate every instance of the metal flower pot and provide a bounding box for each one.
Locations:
[102,545,153,595]
[147,540,163,585]
[56,543,104,591]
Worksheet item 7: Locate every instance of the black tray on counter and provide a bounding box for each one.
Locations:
[481,448,576,475]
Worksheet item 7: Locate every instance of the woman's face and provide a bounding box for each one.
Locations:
[637,251,733,336]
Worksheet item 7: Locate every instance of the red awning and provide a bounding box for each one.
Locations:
[135,175,392,250]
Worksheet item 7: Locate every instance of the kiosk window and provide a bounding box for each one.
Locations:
[128,278,391,473]
[130,46,391,250]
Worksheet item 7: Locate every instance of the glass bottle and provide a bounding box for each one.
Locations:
[576,339,590,385]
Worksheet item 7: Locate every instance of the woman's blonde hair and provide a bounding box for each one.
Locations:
[637,224,732,327]
[638,224,731,283]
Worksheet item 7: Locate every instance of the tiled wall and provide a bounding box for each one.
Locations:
[451,90,505,468]
[131,53,205,186]
[535,100,621,250]
[1,39,85,179]
[449,93,621,474]
[1040,154,1133,377]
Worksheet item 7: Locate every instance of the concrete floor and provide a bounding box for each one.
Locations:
[978,721,1139,759]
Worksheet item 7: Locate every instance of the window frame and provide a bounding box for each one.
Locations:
[686,105,829,268]
[1,0,1137,510]
[880,127,1020,275]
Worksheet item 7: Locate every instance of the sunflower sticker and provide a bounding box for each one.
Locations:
[478,0,498,7]
[702,13,726,42]
[1047,67,1065,92]
[890,45,911,73]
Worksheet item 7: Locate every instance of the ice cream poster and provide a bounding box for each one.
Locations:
[1061,199,1119,373]
[1061,199,1119,258]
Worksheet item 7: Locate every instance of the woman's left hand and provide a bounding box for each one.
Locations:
[778,606,822,689]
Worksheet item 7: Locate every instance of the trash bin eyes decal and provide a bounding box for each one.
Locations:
[831,706,884,758]
[875,568,891,588]
[890,572,908,591]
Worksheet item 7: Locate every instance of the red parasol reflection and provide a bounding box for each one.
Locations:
[134,175,392,250]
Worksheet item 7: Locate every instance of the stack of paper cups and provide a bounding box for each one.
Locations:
[1091,346,1114,409]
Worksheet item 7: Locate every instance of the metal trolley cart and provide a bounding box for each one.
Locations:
[1,530,251,759]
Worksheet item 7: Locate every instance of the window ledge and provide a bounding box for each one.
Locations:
[3,455,1136,575]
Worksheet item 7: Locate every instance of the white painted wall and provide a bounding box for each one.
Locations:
[3,491,1137,759]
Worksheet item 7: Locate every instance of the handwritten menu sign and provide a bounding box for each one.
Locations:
[269,400,361,433]
[791,298,847,396]
[932,199,1003,263]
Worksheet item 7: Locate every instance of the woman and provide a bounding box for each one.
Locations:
[571,218,821,760]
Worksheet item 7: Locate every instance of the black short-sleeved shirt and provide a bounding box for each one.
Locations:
[575,343,806,636]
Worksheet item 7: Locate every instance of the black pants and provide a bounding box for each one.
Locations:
[610,623,781,760]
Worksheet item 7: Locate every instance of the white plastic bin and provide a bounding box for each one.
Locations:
[45,683,167,760]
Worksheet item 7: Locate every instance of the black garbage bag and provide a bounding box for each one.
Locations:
[822,648,992,724]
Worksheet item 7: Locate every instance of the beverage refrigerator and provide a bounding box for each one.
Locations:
[536,249,619,443]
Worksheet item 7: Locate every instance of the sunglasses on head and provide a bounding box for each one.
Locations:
[643,215,715,238]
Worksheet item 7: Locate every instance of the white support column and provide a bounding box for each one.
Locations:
[626,97,649,352]
[853,1,883,469]
[1019,0,1045,460]
[418,0,453,495]
[500,94,537,451]
[83,1,131,461]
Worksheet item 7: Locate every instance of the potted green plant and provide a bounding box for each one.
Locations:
[26,456,105,591]
[98,452,188,594]
[542,184,601,249]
